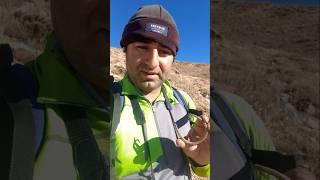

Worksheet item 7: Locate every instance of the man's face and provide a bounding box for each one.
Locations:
[50,0,110,92]
[126,41,174,94]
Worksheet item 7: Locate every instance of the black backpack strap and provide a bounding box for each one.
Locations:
[172,87,204,117]
[211,87,296,179]
[0,97,14,180]
[172,87,188,111]
[252,149,296,173]
[212,87,252,158]
[229,161,255,180]
[110,81,124,136]
[1,44,36,180]
[211,87,255,180]
[8,100,35,180]
[111,81,124,113]
[0,44,14,180]
[60,105,108,180]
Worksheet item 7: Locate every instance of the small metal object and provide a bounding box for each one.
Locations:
[174,110,210,146]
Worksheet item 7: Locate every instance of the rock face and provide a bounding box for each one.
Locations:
[0,0,51,62]
[1,0,319,178]
[212,0,319,177]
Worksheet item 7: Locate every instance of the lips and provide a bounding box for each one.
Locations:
[141,70,159,78]
[143,71,157,75]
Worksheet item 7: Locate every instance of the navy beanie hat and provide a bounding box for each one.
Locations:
[120,5,180,56]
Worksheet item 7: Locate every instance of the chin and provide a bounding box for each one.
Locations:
[139,81,162,93]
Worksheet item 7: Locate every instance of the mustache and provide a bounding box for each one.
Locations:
[140,67,160,74]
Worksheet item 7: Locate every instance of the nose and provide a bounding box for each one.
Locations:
[145,48,159,69]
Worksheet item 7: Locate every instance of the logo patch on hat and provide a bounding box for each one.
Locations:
[145,23,168,37]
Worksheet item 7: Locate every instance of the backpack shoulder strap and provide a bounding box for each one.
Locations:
[109,81,123,179]
[211,87,296,178]
[7,100,35,180]
[59,106,108,179]
[1,44,36,180]
[112,81,124,109]
[212,88,253,158]
[172,87,202,115]
[172,87,188,111]
[111,81,123,136]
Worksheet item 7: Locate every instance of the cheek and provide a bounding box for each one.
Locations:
[126,58,138,76]
[126,53,141,72]
[160,60,173,73]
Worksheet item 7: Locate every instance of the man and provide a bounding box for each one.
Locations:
[110,4,210,179]
[1,0,111,179]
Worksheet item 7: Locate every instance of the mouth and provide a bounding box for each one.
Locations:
[143,71,157,75]
[141,70,159,78]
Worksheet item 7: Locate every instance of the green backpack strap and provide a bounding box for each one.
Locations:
[60,105,108,180]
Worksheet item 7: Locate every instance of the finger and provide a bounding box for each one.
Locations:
[201,115,210,130]
[177,140,197,156]
[176,138,186,148]
[186,126,210,146]
[177,138,198,152]
[190,122,208,138]
[200,115,209,123]
[187,118,210,143]
[187,144,198,151]
[193,115,209,129]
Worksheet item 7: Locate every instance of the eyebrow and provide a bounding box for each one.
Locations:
[136,39,154,44]
[135,40,172,53]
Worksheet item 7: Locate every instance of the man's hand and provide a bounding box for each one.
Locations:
[176,115,210,166]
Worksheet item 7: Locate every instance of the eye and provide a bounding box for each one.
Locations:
[136,45,147,50]
[134,43,148,51]
[134,45,149,54]
[158,49,172,57]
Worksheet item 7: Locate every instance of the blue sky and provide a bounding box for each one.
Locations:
[111,0,210,63]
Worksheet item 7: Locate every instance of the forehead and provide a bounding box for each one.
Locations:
[131,40,170,50]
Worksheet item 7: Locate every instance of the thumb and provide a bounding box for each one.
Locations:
[176,139,198,152]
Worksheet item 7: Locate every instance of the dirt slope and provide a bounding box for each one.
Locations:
[212,0,319,177]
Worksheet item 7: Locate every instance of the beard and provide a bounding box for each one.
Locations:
[129,68,169,95]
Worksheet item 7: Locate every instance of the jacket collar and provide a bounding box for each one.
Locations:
[27,34,105,110]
